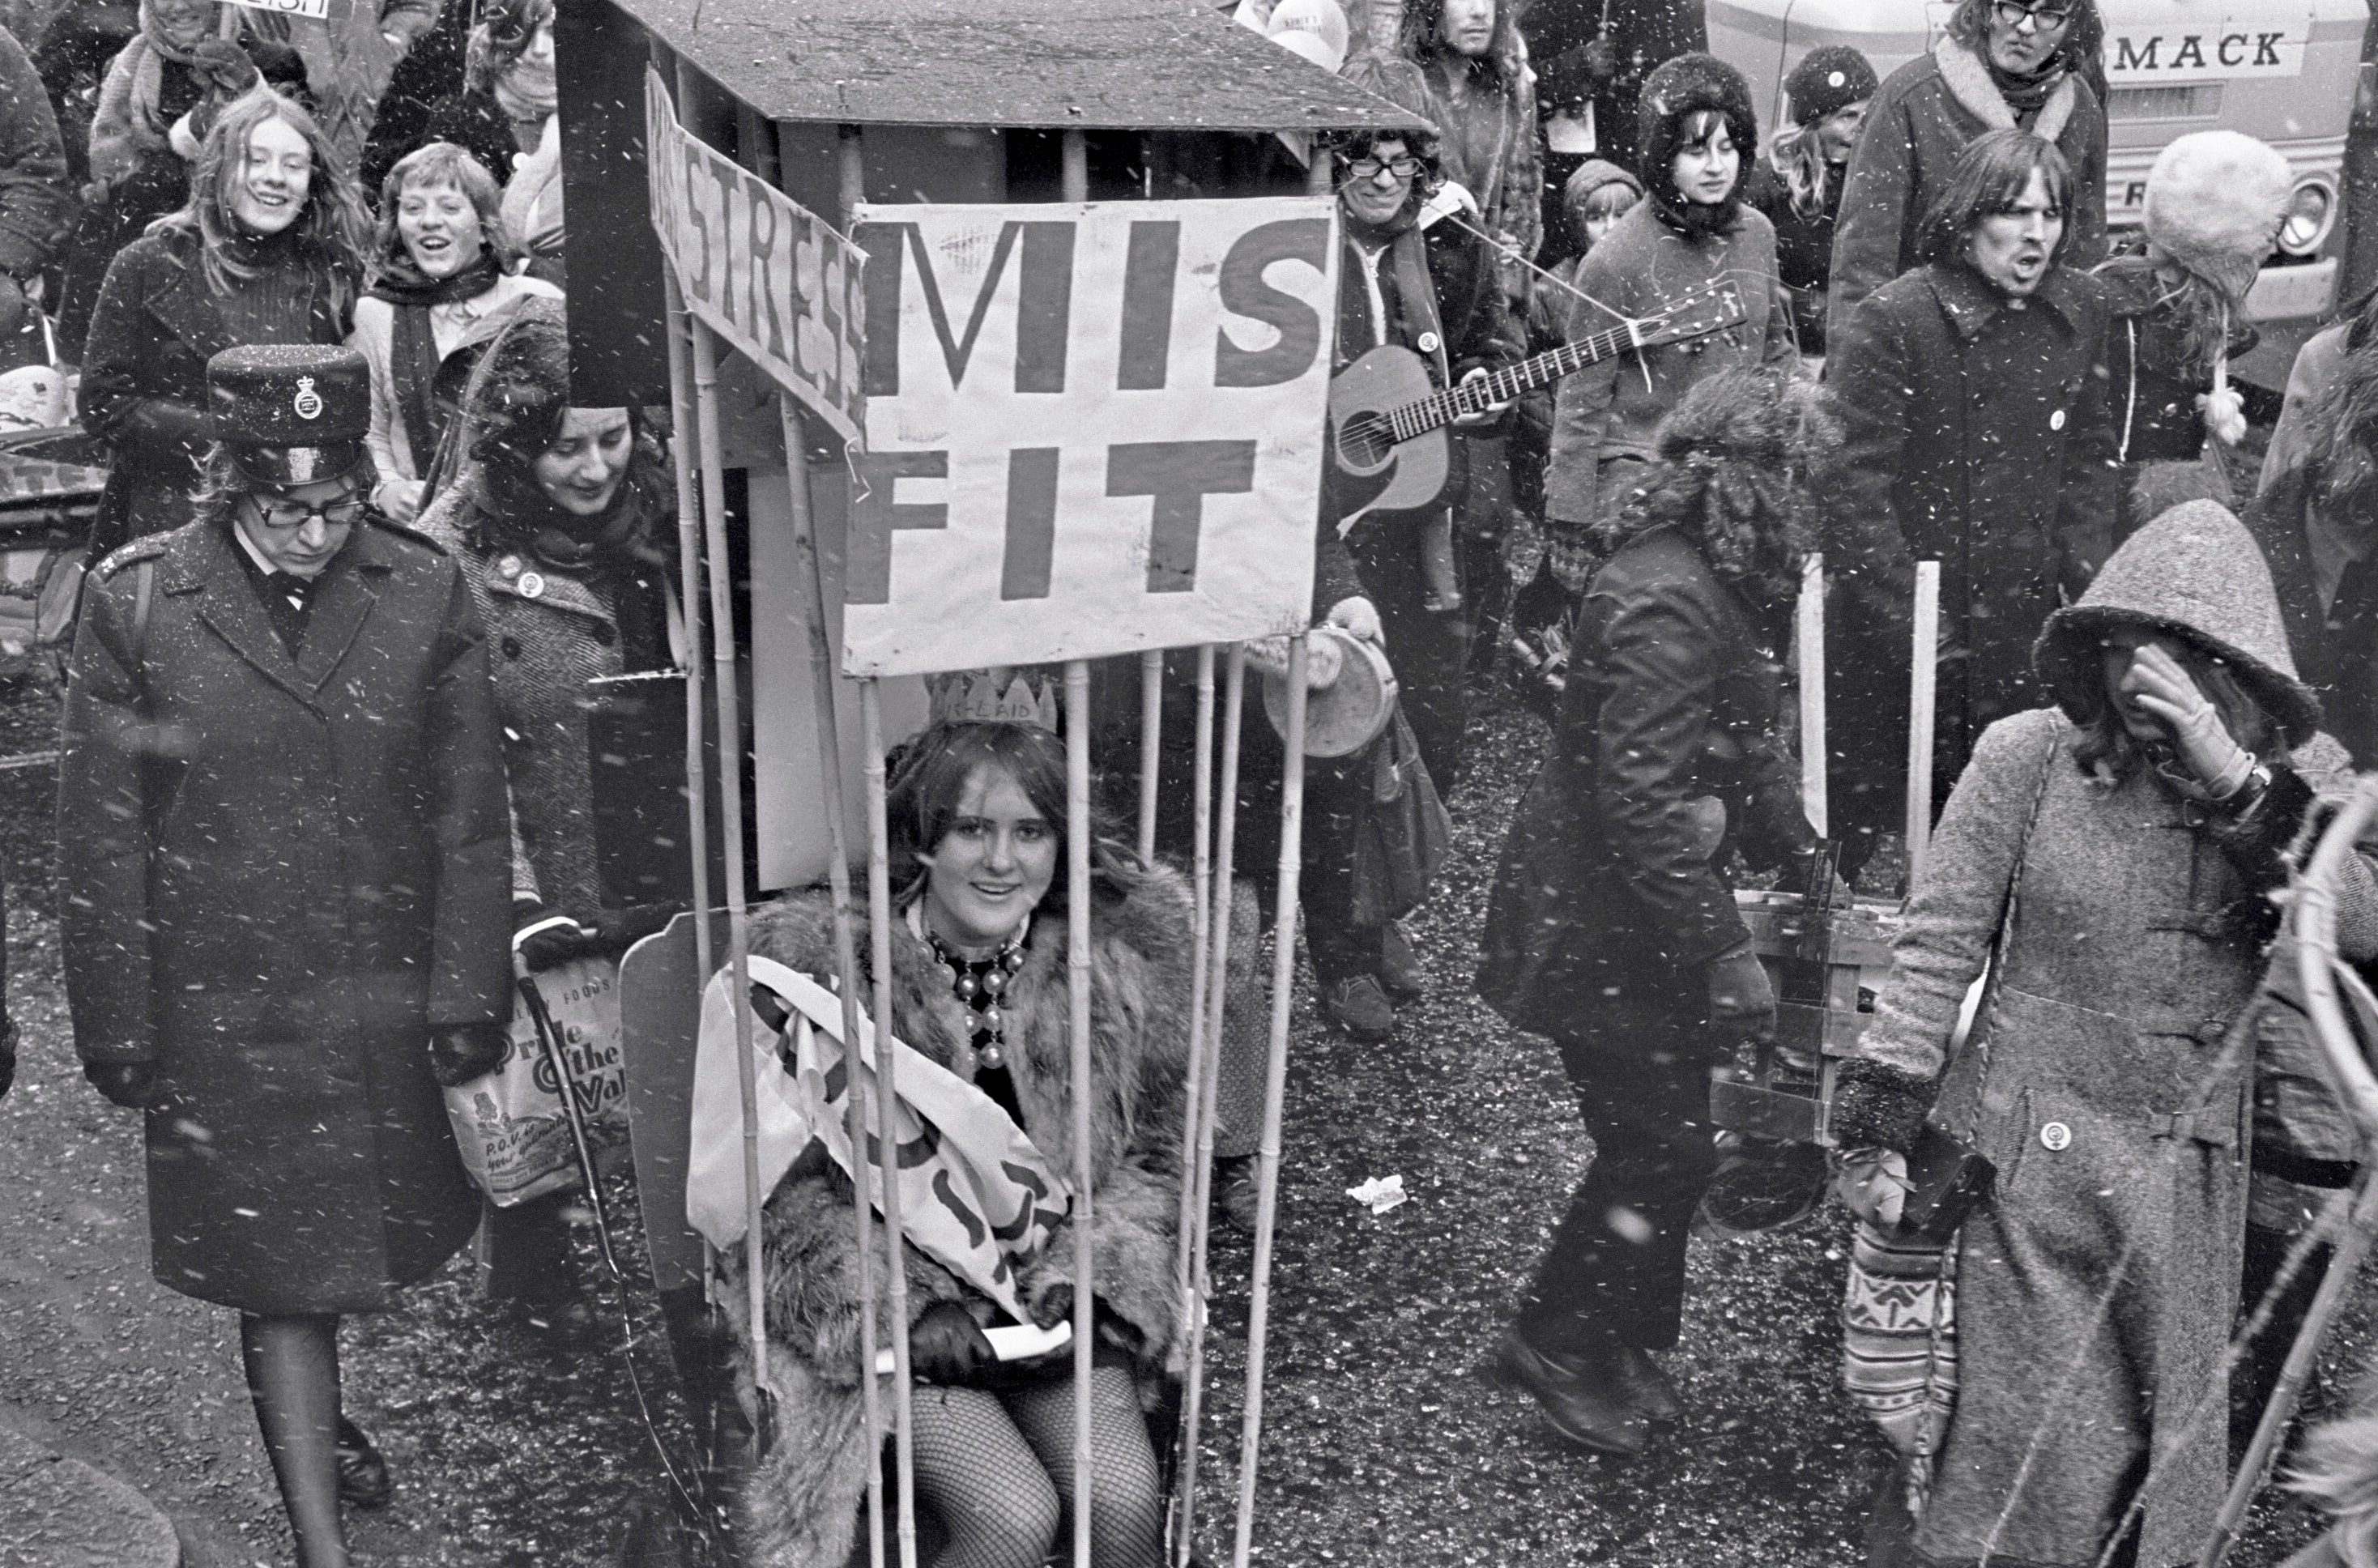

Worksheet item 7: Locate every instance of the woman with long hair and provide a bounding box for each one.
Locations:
[727,713,1187,1568]
[416,300,675,1348]
[1742,45,1876,356]
[1831,499,2378,1566]
[1478,369,1830,1458]
[79,83,365,553]
[352,139,557,522]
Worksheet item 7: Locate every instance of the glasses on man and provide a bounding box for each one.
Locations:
[1991,0,2072,29]
[248,495,368,530]
[1341,156,1422,181]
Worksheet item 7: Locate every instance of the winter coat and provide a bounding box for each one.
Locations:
[56,514,512,1314]
[2261,317,2353,501]
[416,462,677,918]
[79,228,353,552]
[84,16,305,202]
[1344,9,1542,288]
[1848,501,2378,1567]
[1477,521,1817,1038]
[719,875,1191,1568]
[499,113,561,289]
[1544,198,1797,529]
[1828,38,2109,334]
[1525,0,1707,180]
[2244,463,2378,765]
[2098,254,2256,469]
[1741,160,1842,355]
[1822,260,2117,811]
[239,0,441,172]
[0,21,73,282]
[351,269,558,513]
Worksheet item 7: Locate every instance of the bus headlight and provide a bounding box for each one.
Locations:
[2278,178,2338,257]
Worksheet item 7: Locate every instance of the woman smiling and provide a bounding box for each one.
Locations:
[351,140,558,522]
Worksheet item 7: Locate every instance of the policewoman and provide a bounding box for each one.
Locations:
[58,344,512,1568]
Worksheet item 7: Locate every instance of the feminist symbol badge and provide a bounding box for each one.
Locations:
[292,377,323,420]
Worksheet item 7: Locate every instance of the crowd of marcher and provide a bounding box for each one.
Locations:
[9,0,2378,1563]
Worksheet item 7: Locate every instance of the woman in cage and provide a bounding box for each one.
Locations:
[726,709,1189,1568]
[1830,499,2378,1566]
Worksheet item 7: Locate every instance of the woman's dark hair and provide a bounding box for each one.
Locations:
[884,722,1144,913]
[2069,633,2287,782]
[1916,129,2073,270]
[151,86,369,312]
[2304,340,2378,520]
[1595,368,1837,601]
[1944,0,2101,75]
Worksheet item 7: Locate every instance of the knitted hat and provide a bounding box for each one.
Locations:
[2034,500,2320,746]
[1562,157,1643,211]
[1784,45,1877,126]
[1637,53,1758,231]
[2143,130,2294,303]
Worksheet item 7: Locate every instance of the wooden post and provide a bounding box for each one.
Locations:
[778,394,893,1568]
[1063,659,1097,1568]
[1906,561,1941,885]
[1171,644,1220,1297]
[1234,637,1310,1568]
[1062,127,1089,203]
[1796,553,1826,841]
[1139,651,1164,862]
[658,266,713,991]
[689,317,765,1387]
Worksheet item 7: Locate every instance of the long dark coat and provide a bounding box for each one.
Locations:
[79,229,352,554]
[1822,261,2117,835]
[57,515,512,1314]
[2246,462,2378,766]
[1477,522,1815,1038]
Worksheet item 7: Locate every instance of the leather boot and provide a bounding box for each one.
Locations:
[1612,1344,1681,1424]
[1486,1327,1648,1457]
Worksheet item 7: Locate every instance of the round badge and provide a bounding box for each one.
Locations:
[1827,70,1846,87]
[292,375,322,420]
[517,571,546,600]
[2039,1121,2073,1152]
[496,554,522,581]
[1417,330,1441,355]
[2050,408,2067,432]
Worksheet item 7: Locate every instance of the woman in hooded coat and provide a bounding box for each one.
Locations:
[1830,500,2378,1566]
[723,716,1187,1568]
[1741,45,1877,356]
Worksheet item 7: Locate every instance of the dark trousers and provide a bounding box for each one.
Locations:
[1347,509,1472,800]
[1518,974,1724,1353]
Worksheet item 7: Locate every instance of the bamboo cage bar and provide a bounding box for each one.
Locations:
[777,391,893,1566]
[860,681,921,1568]
[1234,637,1310,1568]
[1063,659,1098,1568]
[1140,651,1166,862]
[1170,645,1219,1305]
[658,268,714,1018]
[1796,554,1825,838]
[1906,560,1941,884]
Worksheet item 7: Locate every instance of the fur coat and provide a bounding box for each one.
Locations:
[719,867,1195,1568]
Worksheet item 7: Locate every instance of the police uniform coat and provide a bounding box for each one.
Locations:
[57,512,512,1314]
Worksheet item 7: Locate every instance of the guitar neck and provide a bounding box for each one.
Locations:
[1387,322,1640,442]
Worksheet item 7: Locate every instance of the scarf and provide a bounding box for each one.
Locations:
[479,452,672,662]
[87,0,217,186]
[367,252,504,471]
[492,52,557,129]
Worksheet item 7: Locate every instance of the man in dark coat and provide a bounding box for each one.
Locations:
[1824,129,2116,870]
[1828,0,2108,335]
[58,343,509,1562]
[1524,0,1707,245]
[0,19,75,366]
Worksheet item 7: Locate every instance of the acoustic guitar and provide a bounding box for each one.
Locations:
[1328,276,1751,531]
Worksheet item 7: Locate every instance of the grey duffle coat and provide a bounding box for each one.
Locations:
[57,515,513,1314]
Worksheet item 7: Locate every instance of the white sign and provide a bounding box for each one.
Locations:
[219,0,330,19]
[643,70,867,445]
[2103,20,2305,83]
[839,198,1336,678]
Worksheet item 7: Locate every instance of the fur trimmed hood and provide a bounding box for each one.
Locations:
[2144,130,2292,302]
[1637,52,1759,236]
[719,865,1198,1568]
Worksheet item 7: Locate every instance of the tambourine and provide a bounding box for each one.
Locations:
[1261,625,1398,758]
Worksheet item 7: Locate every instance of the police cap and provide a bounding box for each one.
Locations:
[207,344,371,488]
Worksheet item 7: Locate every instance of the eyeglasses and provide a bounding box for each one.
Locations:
[1991,1,2073,31]
[1340,156,1422,181]
[247,494,367,530]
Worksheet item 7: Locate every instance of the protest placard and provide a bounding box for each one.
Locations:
[219,0,330,19]
[642,68,867,445]
[840,196,1336,677]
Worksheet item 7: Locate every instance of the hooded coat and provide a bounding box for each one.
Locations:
[56,512,513,1314]
[721,872,1191,1568]
[1828,35,2109,334]
[1841,502,2378,1566]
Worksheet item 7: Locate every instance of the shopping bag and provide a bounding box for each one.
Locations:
[1349,705,1453,928]
[443,954,631,1205]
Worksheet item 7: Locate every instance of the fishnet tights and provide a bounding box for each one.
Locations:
[909,1366,1164,1568]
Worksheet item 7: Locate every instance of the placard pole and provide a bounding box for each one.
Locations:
[1234,637,1309,1568]
[1063,658,1097,1568]
[1907,560,1941,886]
[1796,553,1826,840]
[1139,651,1164,863]
[659,266,713,991]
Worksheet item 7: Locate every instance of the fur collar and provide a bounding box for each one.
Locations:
[1933,36,2077,144]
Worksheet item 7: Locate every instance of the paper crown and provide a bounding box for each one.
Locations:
[926,667,1062,731]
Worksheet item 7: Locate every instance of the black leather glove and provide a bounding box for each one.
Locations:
[84,1059,156,1110]
[1705,943,1776,1050]
[187,38,262,94]
[514,905,601,973]
[1030,1280,1075,1332]
[908,1302,995,1386]
[428,1022,509,1089]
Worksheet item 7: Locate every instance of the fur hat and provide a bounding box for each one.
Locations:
[2143,130,2293,302]
[1784,45,1877,126]
[1637,52,1758,233]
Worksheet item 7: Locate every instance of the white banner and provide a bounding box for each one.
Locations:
[220,0,330,20]
[840,197,1336,677]
[643,69,867,445]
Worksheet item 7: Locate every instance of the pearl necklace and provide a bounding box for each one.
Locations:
[923,922,1029,1072]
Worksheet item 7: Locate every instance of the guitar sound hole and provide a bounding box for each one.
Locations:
[1340,415,1391,468]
